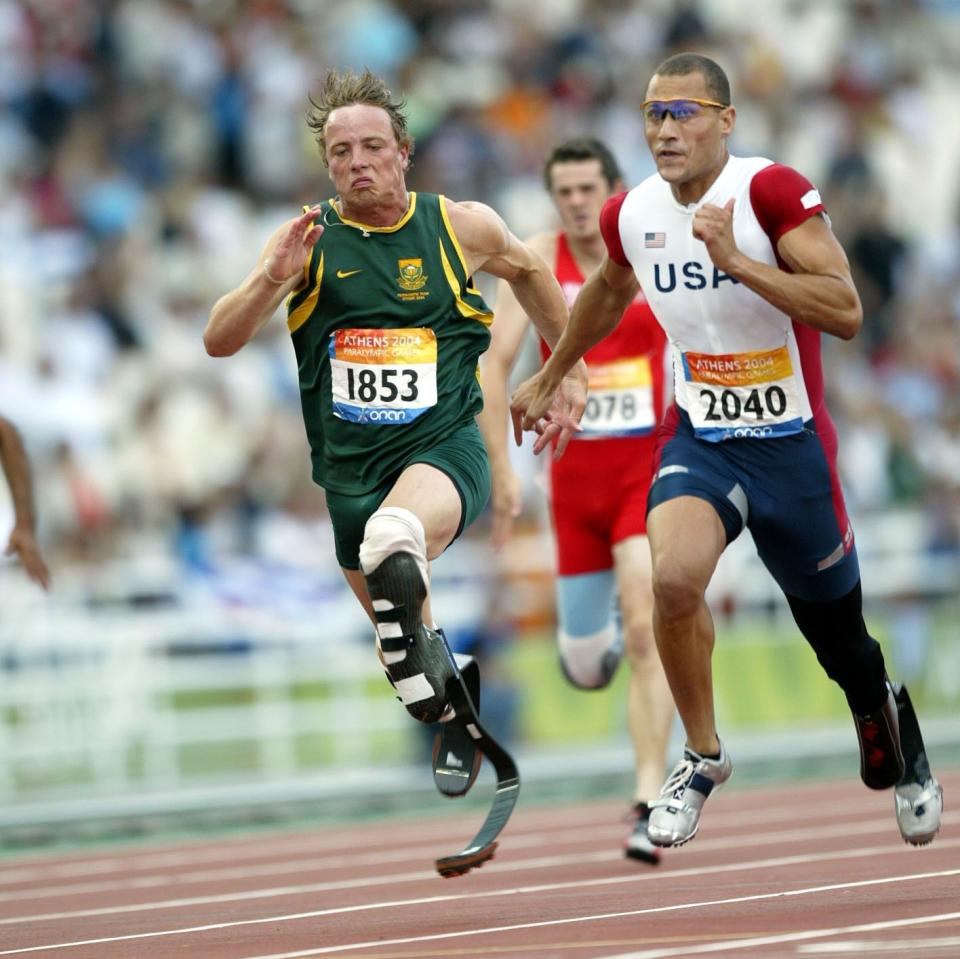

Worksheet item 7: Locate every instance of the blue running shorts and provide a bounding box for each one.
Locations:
[646,405,860,602]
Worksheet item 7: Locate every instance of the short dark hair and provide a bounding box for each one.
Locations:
[306,68,413,167]
[543,138,623,192]
[651,53,731,105]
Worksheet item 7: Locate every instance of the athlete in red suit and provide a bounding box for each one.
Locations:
[479,139,675,863]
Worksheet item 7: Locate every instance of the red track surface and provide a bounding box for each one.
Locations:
[0,770,957,959]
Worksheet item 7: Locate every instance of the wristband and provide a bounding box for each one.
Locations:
[263,258,287,285]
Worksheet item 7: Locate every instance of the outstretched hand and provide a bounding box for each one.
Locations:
[692,197,738,272]
[266,205,325,284]
[509,361,587,459]
[6,526,50,590]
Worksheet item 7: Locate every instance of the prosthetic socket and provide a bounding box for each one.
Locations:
[359,508,456,724]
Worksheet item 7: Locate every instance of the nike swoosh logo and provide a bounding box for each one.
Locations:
[336,269,362,279]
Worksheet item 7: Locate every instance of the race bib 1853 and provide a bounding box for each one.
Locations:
[682,345,804,441]
[329,328,437,424]
[579,356,655,438]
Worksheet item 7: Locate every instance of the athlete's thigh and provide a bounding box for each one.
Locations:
[612,535,653,612]
[555,569,617,635]
[549,480,613,576]
[745,430,860,602]
[609,441,655,546]
[325,482,392,570]
[403,420,491,559]
[645,409,737,592]
[382,463,462,560]
[647,408,747,547]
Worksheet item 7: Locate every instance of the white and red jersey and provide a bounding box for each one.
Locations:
[540,231,668,445]
[600,155,828,442]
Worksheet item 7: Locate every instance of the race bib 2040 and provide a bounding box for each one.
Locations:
[682,345,804,441]
[329,328,437,424]
[579,356,655,438]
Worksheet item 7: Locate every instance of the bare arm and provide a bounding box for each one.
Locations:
[694,201,862,340]
[204,205,324,357]
[448,201,587,454]
[447,201,570,351]
[0,417,50,589]
[509,254,639,436]
[477,251,544,547]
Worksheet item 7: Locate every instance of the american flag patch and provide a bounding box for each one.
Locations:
[645,232,665,248]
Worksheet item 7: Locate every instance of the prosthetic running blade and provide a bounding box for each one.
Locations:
[432,656,483,797]
[434,668,520,878]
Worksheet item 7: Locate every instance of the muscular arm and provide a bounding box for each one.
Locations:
[448,201,587,454]
[507,253,637,446]
[0,416,50,589]
[204,206,323,357]
[538,254,639,394]
[446,202,570,350]
[696,202,862,340]
[477,236,553,545]
[478,275,536,479]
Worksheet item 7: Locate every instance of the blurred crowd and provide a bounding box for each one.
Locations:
[0,0,958,589]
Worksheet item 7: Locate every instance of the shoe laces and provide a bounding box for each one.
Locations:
[660,759,695,800]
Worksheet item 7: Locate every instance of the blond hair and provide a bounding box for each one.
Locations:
[307,68,413,166]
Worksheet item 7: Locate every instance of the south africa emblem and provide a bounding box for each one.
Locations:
[397,258,428,291]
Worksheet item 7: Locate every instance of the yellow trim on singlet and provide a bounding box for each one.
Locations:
[438,238,493,326]
[287,250,324,333]
[330,193,418,233]
[438,196,483,298]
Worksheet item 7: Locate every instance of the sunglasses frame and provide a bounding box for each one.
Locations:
[641,97,729,123]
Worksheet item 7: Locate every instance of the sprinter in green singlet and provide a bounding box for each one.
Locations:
[205,69,586,801]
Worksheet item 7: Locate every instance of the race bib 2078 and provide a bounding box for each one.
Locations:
[579,356,655,438]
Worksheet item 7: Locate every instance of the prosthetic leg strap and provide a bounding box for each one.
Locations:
[892,681,932,784]
[373,607,410,653]
[365,552,454,724]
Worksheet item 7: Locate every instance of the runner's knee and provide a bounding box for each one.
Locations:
[651,561,703,621]
[620,603,655,662]
[359,507,428,585]
[558,623,621,690]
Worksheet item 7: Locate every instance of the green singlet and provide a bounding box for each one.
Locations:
[286,192,494,567]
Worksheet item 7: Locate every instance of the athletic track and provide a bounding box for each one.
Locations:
[0,769,956,958]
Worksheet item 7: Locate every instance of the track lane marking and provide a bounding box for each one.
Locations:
[4,810,954,912]
[798,936,960,954]
[0,847,956,954]
[602,911,960,958]
[244,892,960,958]
[0,782,930,886]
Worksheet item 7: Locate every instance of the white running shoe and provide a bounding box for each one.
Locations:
[895,776,943,846]
[648,741,733,847]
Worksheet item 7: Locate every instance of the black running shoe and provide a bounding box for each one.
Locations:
[853,686,905,790]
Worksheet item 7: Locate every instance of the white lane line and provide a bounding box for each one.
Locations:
[243,891,960,959]
[0,847,956,955]
[798,936,960,953]
[0,811,586,885]
[602,912,960,958]
[8,807,955,912]
[0,787,899,886]
[4,813,954,923]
